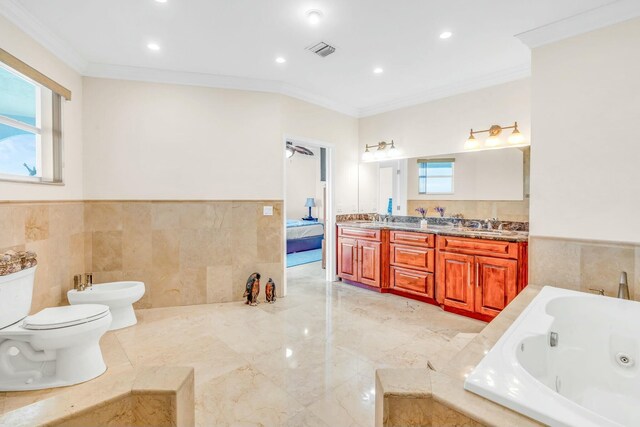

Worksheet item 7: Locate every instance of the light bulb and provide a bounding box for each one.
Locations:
[465,133,479,149]
[362,150,373,162]
[508,129,524,144]
[306,10,323,25]
[374,148,387,159]
[485,135,501,147]
[286,147,294,158]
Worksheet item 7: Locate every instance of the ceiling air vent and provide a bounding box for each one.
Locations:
[307,42,336,58]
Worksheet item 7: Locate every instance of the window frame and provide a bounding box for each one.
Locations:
[0,61,64,185]
[418,160,455,195]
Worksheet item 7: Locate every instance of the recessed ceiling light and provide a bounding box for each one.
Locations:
[155,0,167,3]
[306,9,323,25]
[275,57,286,64]
[440,31,453,39]
[147,43,161,51]
[373,67,384,74]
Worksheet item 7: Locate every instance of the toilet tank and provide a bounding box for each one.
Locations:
[0,267,36,329]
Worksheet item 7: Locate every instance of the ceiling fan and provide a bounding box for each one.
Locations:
[286,141,314,158]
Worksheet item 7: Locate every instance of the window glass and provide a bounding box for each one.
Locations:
[0,66,37,126]
[0,123,38,177]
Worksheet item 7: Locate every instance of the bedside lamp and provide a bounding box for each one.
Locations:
[304,198,316,220]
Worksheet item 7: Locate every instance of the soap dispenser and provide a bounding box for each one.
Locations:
[617,271,629,300]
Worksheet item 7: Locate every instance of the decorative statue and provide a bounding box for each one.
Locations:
[265,278,276,303]
[243,272,261,306]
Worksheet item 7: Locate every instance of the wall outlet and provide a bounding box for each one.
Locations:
[263,205,273,216]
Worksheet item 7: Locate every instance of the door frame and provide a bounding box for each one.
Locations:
[282,134,336,296]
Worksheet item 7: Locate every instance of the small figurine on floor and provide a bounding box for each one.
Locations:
[265,278,276,303]
[243,272,261,306]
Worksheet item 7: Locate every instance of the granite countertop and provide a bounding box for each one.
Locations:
[337,221,529,242]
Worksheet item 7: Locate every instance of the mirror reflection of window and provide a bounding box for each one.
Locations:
[418,160,454,194]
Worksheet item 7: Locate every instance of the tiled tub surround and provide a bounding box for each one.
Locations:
[530,236,640,300]
[0,200,283,311]
[376,285,545,427]
[407,199,530,223]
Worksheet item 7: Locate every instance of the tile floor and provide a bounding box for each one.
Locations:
[132,262,485,426]
[3,261,485,426]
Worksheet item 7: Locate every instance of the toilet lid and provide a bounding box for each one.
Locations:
[22,304,110,330]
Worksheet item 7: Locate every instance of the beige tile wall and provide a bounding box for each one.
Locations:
[0,202,85,313]
[530,236,640,300]
[85,201,283,309]
[407,199,529,222]
[0,200,283,311]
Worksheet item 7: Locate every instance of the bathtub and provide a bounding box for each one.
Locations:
[464,286,640,427]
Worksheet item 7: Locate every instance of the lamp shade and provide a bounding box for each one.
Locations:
[304,198,316,208]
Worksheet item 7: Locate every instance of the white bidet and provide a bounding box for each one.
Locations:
[68,281,145,330]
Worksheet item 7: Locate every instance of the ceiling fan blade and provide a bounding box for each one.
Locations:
[294,146,314,156]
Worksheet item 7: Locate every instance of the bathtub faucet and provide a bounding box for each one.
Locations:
[588,288,605,296]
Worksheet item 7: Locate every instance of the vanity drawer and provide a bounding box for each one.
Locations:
[390,231,434,247]
[437,235,518,259]
[391,266,434,297]
[390,244,435,272]
[338,227,381,241]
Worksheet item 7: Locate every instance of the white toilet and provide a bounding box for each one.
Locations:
[0,267,112,391]
[68,281,145,331]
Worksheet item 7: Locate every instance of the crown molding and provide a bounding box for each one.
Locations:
[516,0,640,49]
[357,63,531,118]
[83,63,360,117]
[0,0,88,72]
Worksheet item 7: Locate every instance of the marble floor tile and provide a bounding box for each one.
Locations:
[2,259,486,426]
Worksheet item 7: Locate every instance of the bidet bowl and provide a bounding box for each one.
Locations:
[68,281,145,330]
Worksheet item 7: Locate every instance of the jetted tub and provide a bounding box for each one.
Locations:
[465,286,640,427]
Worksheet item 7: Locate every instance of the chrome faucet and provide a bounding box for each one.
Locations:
[618,271,630,300]
[469,221,483,229]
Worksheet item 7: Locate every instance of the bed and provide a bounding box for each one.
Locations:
[286,219,325,254]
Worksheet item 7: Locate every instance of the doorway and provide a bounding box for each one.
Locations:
[282,136,335,296]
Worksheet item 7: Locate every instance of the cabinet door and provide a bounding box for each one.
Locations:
[358,240,381,287]
[439,252,475,313]
[475,256,518,318]
[337,237,358,281]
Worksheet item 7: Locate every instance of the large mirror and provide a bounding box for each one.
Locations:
[358,147,530,222]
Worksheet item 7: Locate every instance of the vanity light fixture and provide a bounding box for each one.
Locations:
[362,140,397,161]
[465,122,525,150]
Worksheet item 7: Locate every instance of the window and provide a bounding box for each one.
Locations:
[418,159,454,194]
[0,61,63,183]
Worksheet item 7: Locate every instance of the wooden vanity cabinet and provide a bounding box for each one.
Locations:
[388,230,436,303]
[436,235,526,321]
[337,227,384,288]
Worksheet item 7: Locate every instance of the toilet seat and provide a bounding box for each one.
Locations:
[22,304,110,330]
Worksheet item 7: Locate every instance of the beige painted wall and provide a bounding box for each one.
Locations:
[82,78,283,200]
[529,17,640,244]
[280,96,360,215]
[0,15,84,200]
[358,78,531,159]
